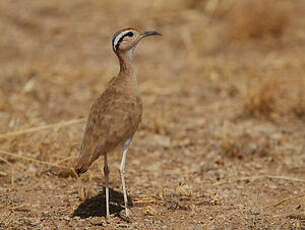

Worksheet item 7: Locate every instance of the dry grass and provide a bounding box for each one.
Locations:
[226,0,290,41]
[159,183,194,211]
[243,77,279,119]
[0,0,305,229]
[242,72,305,120]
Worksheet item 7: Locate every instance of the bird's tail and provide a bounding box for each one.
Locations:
[74,148,103,176]
[74,151,92,175]
[74,160,89,175]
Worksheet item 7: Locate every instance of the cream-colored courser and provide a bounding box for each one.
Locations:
[75,28,161,219]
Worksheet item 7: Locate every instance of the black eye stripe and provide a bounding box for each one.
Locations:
[113,31,135,52]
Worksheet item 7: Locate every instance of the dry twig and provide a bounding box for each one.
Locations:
[0,118,86,139]
[265,192,305,208]
[214,175,305,185]
[0,150,71,170]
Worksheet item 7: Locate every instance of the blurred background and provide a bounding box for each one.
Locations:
[1,0,305,229]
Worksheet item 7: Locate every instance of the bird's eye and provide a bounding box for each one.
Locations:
[127,32,134,37]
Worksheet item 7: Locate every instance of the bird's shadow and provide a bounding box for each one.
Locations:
[72,187,133,219]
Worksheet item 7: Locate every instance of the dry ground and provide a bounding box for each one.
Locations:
[1,0,305,229]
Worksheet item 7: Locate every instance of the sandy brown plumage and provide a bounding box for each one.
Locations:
[75,74,143,174]
[74,27,161,219]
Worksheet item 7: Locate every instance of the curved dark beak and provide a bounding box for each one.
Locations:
[142,31,162,38]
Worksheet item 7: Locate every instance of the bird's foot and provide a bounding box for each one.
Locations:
[120,208,134,223]
[105,214,112,224]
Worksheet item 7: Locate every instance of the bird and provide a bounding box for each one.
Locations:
[75,27,161,219]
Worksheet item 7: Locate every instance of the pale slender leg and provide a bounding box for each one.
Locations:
[104,153,110,218]
[120,147,129,217]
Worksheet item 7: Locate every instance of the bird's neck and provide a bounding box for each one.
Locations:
[117,49,136,82]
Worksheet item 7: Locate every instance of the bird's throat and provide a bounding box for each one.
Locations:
[117,50,137,84]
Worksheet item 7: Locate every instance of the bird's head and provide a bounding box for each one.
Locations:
[112,28,161,54]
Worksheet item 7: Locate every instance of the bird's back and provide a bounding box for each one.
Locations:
[75,78,142,174]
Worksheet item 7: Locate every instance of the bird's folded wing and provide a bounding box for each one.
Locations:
[76,87,142,172]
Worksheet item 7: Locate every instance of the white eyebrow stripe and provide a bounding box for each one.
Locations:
[113,30,132,51]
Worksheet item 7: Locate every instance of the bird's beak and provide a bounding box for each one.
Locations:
[141,31,162,38]
[134,31,161,47]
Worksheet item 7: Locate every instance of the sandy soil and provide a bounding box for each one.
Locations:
[1,0,305,229]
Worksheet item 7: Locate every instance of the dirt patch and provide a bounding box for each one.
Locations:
[1,0,305,229]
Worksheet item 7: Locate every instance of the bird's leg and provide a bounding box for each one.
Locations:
[120,147,129,217]
[104,153,110,219]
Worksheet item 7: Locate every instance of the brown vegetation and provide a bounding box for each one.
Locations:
[226,0,290,41]
[1,0,305,229]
